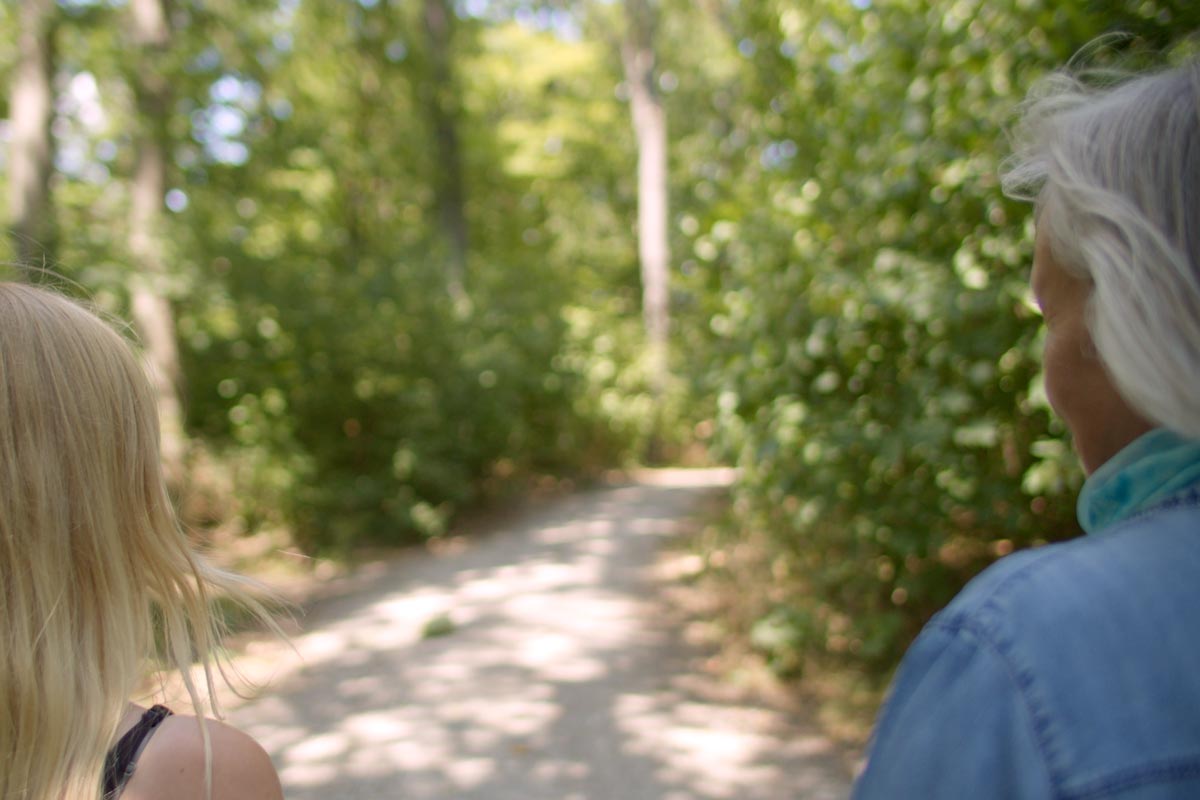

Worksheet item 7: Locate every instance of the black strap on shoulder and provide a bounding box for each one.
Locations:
[102,704,173,799]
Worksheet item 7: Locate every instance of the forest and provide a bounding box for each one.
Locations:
[3,0,1198,681]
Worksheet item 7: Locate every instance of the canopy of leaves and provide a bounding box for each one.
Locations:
[2,0,1197,672]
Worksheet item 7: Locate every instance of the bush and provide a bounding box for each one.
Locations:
[693,0,1194,673]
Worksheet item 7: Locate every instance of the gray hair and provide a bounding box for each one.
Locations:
[1001,59,1200,438]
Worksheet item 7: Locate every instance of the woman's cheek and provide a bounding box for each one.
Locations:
[1042,329,1078,426]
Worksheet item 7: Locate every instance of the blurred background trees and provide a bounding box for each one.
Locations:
[1,0,1197,677]
[8,0,56,268]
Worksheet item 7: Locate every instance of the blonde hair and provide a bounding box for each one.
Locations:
[0,282,276,800]
[1002,55,1200,438]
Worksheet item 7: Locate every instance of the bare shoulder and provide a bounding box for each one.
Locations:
[122,712,283,800]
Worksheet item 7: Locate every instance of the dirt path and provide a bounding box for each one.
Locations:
[227,469,853,799]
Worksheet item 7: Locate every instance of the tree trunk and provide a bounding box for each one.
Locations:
[9,0,57,272]
[623,0,670,399]
[421,0,469,302]
[128,0,187,485]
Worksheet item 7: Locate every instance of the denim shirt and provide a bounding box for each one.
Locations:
[853,430,1200,799]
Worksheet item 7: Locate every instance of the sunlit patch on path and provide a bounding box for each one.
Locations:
[229,468,851,799]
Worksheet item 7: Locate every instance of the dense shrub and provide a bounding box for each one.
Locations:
[691,0,1198,672]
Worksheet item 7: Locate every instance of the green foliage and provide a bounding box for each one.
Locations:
[6,0,1199,675]
[4,0,656,554]
[750,605,815,679]
[171,7,640,550]
[695,0,1198,672]
[421,613,457,639]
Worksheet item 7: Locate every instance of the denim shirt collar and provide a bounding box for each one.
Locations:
[1077,428,1200,535]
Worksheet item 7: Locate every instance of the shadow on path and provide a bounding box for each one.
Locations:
[230,469,852,799]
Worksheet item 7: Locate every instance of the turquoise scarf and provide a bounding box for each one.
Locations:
[1077,428,1200,535]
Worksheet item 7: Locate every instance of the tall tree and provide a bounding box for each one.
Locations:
[127,0,187,484]
[622,0,670,399]
[8,0,57,272]
[421,0,470,301]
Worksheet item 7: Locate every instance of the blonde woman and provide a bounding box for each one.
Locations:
[0,282,283,800]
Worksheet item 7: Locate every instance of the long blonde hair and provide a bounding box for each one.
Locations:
[0,282,275,800]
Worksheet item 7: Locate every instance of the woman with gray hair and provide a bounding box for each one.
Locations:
[853,58,1200,798]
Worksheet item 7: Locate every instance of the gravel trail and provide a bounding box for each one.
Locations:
[228,469,853,799]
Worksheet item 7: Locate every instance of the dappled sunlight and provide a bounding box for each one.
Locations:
[615,693,846,799]
[536,516,616,544]
[628,467,738,488]
[629,515,683,536]
[230,471,849,798]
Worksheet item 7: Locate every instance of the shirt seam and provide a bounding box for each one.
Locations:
[943,493,1200,617]
[927,496,1200,799]
[1105,487,1200,533]
[926,614,1060,794]
[1058,757,1200,799]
